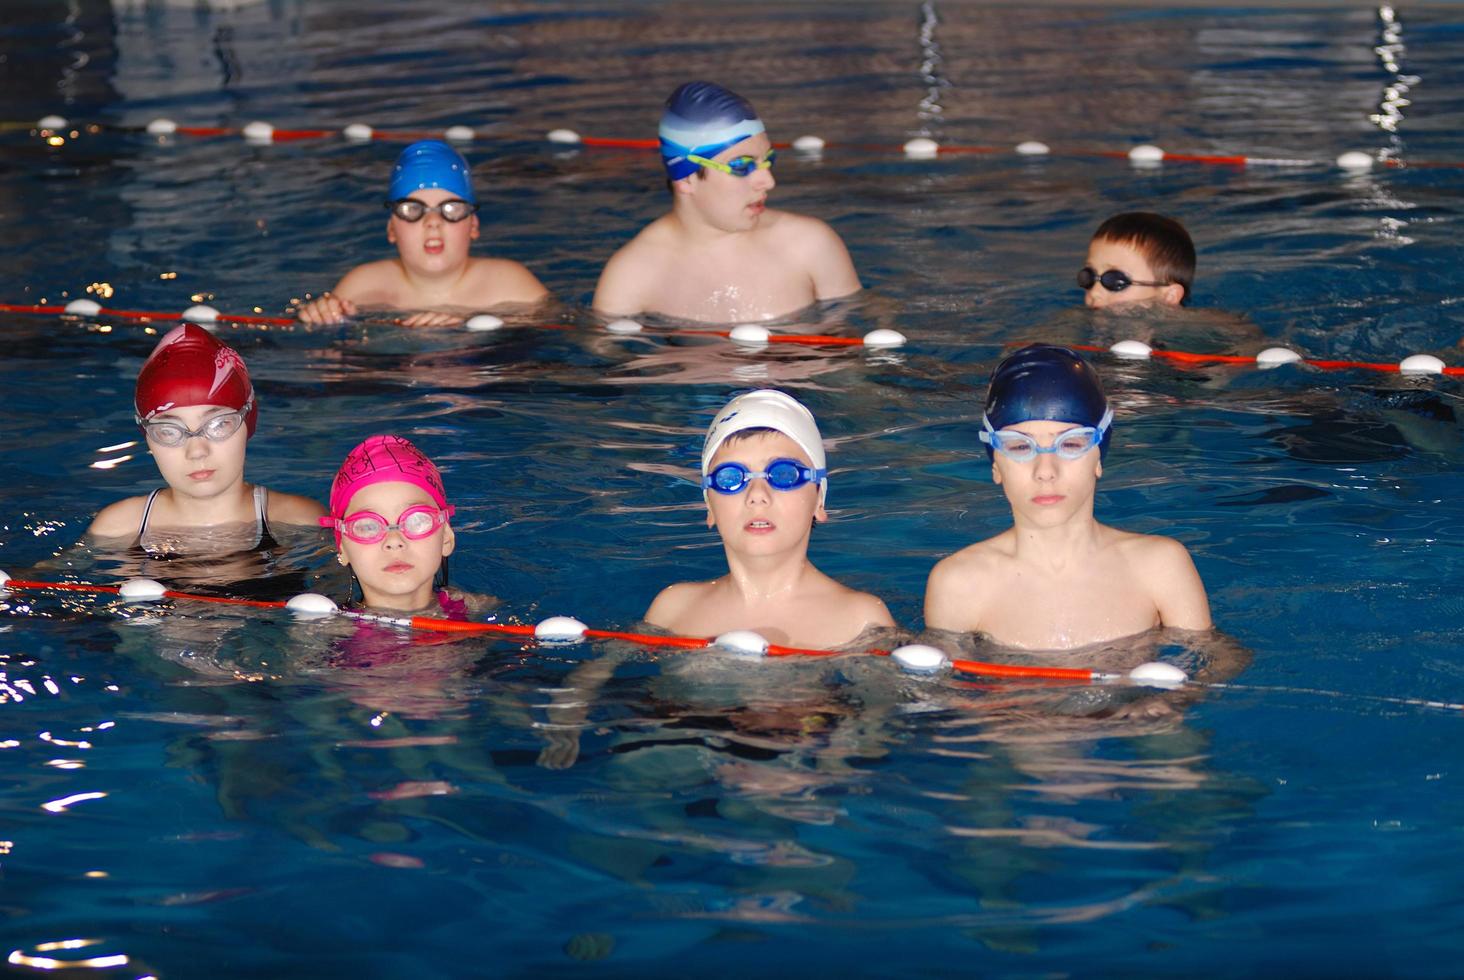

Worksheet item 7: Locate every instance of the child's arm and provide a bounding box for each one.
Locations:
[264,490,327,526]
[591,243,650,318]
[297,264,386,324]
[922,553,980,633]
[85,496,147,540]
[793,216,862,301]
[1145,537,1212,631]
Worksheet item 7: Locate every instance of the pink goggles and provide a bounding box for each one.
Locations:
[319,504,454,545]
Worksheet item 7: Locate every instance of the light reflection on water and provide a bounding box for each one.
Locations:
[1,0,1463,974]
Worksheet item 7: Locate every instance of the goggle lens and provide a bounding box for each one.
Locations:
[140,409,248,448]
[983,426,1101,462]
[388,199,478,223]
[1077,267,1170,293]
[331,505,454,544]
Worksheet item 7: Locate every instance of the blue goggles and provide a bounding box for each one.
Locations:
[703,458,826,495]
[687,149,776,177]
[980,408,1114,462]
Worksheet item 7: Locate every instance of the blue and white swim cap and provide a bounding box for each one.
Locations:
[389,140,475,204]
[702,389,827,505]
[983,345,1113,459]
[659,81,766,181]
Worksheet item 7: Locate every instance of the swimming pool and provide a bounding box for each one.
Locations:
[3,1,1463,974]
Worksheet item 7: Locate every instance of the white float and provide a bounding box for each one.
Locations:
[1399,353,1445,375]
[1110,339,1153,359]
[146,118,178,136]
[0,569,10,592]
[546,129,581,144]
[1256,347,1304,368]
[465,314,504,332]
[241,121,275,143]
[792,134,826,152]
[903,137,939,160]
[535,616,588,642]
[728,324,771,346]
[891,644,949,675]
[604,318,644,335]
[1336,150,1374,172]
[64,299,103,316]
[1015,141,1050,156]
[1128,661,1188,689]
[286,593,339,617]
[38,115,67,130]
[1128,144,1165,165]
[181,304,220,324]
[862,329,907,348]
[444,125,475,143]
[119,578,167,601]
[342,123,374,142]
[713,629,769,658]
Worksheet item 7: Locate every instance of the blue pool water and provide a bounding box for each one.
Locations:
[3,1,1464,975]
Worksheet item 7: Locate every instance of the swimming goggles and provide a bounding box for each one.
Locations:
[703,458,825,495]
[319,504,455,545]
[1077,267,1169,293]
[136,403,252,447]
[686,149,776,178]
[386,198,478,223]
[980,409,1114,462]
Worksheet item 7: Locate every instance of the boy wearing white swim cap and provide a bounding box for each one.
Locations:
[924,345,1211,649]
[297,140,547,327]
[644,389,893,649]
[593,81,862,323]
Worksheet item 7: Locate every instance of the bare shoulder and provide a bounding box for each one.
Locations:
[840,585,896,629]
[332,260,403,302]
[1112,528,1212,629]
[594,219,677,314]
[924,534,1007,631]
[1113,528,1196,573]
[265,490,327,526]
[465,257,549,305]
[761,209,840,247]
[644,578,715,628]
[87,495,148,540]
[761,209,860,297]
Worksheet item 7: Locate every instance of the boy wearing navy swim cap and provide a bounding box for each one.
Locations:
[298,140,547,327]
[924,345,1211,649]
[593,82,861,323]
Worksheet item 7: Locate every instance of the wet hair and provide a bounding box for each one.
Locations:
[1091,211,1196,304]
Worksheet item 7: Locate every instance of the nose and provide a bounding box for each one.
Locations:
[1032,449,1060,481]
[752,165,775,193]
[743,475,773,505]
[381,527,407,549]
[184,434,210,459]
[1084,284,1104,308]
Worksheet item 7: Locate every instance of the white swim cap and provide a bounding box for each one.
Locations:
[701,390,827,505]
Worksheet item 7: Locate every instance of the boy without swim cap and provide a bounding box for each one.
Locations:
[389,140,476,204]
[984,344,1113,459]
[701,389,827,504]
[327,434,449,535]
[134,323,257,437]
[659,81,765,181]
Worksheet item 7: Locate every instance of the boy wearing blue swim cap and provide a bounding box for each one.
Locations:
[593,82,862,323]
[924,345,1211,649]
[298,140,547,327]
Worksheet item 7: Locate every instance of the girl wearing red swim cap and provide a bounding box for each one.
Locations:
[87,325,324,581]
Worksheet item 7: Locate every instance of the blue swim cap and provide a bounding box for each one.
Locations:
[983,345,1113,459]
[659,81,766,181]
[388,140,475,204]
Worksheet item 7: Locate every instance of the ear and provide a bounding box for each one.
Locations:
[441,524,456,558]
[1094,458,1103,481]
[469,214,480,241]
[991,459,1004,486]
[671,175,697,198]
[813,502,828,524]
[336,550,350,568]
[386,218,396,244]
[1161,282,1185,307]
[705,504,716,530]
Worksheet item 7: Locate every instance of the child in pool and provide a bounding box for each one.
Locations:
[320,434,491,617]
[593,81,861,323]
[297,140,547,327]
[924,344,1211,649]
[1079,211,1194,310]
[645,389,894,648]
[87,324,324,572]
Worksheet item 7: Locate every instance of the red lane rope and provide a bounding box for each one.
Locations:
[0,302,296,328]
[1,577,1104,683]
[1067,343,1464,377]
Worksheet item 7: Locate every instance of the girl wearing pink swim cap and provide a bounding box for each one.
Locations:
[320,435,484,616]
[86,325,324,591]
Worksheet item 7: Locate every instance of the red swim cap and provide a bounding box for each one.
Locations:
[134,324,258,437]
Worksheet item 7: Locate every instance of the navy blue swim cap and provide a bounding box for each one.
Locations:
[659,81,765,181]
[983,345,1113,458]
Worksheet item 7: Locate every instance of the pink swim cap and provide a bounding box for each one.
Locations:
[328,434,449,522]
[134,324,258,437]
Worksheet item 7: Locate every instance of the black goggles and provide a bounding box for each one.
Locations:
[1077,266,1170,293]
[386,198,478,223]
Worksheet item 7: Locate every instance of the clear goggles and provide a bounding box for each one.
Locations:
[703,458,825,495]
[320,504,455,545]
[386,198,478,223]
[687,149,777,178]
[1077,266,1169,293]
[137,403,252,448]
[980,408,1114,462]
